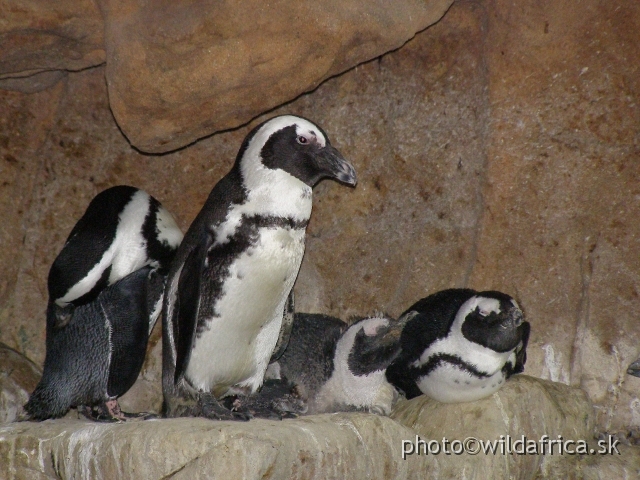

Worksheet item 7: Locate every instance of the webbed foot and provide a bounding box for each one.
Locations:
[79,399,155,422]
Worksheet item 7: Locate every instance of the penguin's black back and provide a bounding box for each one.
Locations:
[26,302,111,419]
[48,186,138,305]
[25,267,158,419]
[399,289,477,358]
[278,313,347,395]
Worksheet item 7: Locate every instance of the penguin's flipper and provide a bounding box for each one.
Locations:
[385,358,424,400]
[104,267,153,399]
[173,230,211,383]
[270,290,295,363]
[513,321,531,374]
[347,320,403,376]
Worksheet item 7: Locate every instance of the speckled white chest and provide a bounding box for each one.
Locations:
[185,225,307,396]
[412,296,517,403]
[416,350,516,403]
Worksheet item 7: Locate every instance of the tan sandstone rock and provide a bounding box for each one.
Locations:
[0,343,41,424]
[392,375,595,479]
[98,0,455,152]
[0,375,597,479]
[0,0,105,90]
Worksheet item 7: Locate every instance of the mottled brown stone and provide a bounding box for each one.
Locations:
[0,0,105,81]
[0,343,41,423]
[98,0,455,152]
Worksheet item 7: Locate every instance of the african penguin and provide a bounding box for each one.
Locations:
[232,312,405,417]
[162,115,357,420]
[385,288,530,403]
[24,186,183,421]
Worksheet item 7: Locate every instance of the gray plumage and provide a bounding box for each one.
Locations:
[234,312,404,417]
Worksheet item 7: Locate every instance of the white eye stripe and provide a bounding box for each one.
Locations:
[474,297,501,317]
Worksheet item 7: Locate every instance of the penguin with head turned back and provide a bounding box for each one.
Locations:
[162,115,357,420]
[385,288,530,403]
[24,186,183,421]
[230,312,406,418]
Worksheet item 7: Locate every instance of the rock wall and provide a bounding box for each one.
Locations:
[0,0,639,440]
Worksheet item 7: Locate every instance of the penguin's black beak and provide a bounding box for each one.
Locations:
[509,308,524,328]
[317,144,357,186]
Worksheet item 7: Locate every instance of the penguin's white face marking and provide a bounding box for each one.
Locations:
[472,297,501,318]
[362,316,389,336]
[412,296,512,371]
[510,298,520,311]
[314,316,396,415]
[155,205,184,249]
[213,117,319,247]
[56,190,152,306]
[185,227,306,395]
[240,115,325,194]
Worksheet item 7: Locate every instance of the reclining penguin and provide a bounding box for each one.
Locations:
[230,312,406,417]
[385,288,530,403]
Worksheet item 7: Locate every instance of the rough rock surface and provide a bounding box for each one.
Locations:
[0,343,41,424]
[99,0,454,152]
[392,375,594,478]
[0,0,105,89]
[467,0,640,435]
[1,375,605,480]
[0,0,454,149]
[0,0,639,451]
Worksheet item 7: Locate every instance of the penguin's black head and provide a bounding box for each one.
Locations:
[236,115,357,188]
[458,291,526,353]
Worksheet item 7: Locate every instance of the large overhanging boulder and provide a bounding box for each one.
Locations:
[0,0,454,152]
[98,0,455,152]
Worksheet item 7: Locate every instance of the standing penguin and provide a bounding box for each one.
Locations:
[235,313,404,417]
[162,115,357,420]
[24,186,183,421]
[385,289,530,403]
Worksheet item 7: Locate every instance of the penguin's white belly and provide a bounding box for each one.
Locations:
[417,364,507,403]
[186,227,306,396]
[314,370,395,415]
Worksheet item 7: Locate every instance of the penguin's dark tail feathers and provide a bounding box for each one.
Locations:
[23,381,73,421]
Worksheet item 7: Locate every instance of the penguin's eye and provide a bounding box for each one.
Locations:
[296,135,309,145]
[478,309,489,317]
